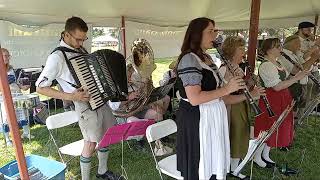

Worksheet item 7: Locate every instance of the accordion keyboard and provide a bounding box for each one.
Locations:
[66,49,128,111]
[70,56,105,110]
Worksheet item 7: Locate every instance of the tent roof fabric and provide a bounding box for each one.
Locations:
[0,0,319,29]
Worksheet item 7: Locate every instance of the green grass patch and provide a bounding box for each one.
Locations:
[152,57,176,87]
[1,116,320,179]
[1,58,320,179]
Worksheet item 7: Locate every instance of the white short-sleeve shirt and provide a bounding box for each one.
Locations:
[299,36,319,73]
[35,41,82,93]
[259,61,288,88]
[278,49,308,84]
[299,36,315,53]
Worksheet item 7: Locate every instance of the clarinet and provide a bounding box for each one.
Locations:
[213,42,263,117]
[280,52,320,88]
[245,64,275,117]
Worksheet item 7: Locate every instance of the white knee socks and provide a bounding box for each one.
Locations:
[231,158,247,178]
[97,148,109,175]
[262,144,274,163]
[253,143,267,168]
[80,155,91,180]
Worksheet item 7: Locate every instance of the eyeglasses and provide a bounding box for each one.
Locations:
[68,32,88,43]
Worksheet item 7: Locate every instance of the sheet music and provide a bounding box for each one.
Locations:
[125,120,155,140]
[233,101,295,175]
[147,78,176,104]
[98,120,155,149]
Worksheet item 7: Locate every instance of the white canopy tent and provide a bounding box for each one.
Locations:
[0,0,319,28]
[0,20,92,68]
[0,1,320,178]
[0,0,319,68]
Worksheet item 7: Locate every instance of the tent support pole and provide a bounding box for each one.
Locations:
[121,16,127,58]
[0,45,29,179]
[314,14,319,36]
[247,0,261,70]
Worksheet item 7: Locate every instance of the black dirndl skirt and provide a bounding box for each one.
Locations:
[176,100,201,180]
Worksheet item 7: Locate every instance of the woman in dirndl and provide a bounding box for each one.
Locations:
[219,36,265,179]
[253,38,308,168]
[175,17,258,180]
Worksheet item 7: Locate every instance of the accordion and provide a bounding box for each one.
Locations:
[66,49,128,110]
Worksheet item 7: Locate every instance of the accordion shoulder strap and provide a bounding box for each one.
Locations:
[80,47,89,54]
[51,46,88,61]
[50,46,87,89]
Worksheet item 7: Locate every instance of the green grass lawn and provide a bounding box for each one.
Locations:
[152,57,177,87]
[1,58,320,179]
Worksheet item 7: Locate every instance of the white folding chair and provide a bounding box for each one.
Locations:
[146,119,183,180]
[46,111,84,164]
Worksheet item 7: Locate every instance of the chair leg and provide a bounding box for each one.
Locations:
[47,100,50,116]
[126,141,132,150]
[45,137,52,156]
[121,140,129,180]
[148,142,164,180]
[65,156,78,165]
[49,130,65,164]
[54,98,57,114]
[72,122,78,128]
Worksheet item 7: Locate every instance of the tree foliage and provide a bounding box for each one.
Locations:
[92,27,105,39]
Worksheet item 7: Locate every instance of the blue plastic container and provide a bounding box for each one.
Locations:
[0,154,66,180]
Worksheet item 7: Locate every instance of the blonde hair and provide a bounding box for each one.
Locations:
[222,36,245,60]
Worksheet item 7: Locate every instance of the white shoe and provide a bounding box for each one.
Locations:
[21,134,35,139]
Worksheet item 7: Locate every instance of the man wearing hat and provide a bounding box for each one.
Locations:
[279,35,320,120]
[297,21,320,110]
[297,21,320,54]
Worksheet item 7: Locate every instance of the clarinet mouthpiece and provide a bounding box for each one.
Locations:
[212,41,221,48]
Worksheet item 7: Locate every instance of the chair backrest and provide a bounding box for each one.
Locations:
[46,111,79,130]
[146,119,177,142]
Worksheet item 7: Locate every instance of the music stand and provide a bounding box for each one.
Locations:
[98,120,155,179]
[233,100,295,176]
[297,92,320,125]
[125,120,156,140]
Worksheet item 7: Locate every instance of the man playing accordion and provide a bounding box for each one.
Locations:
[36,17,120,180]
